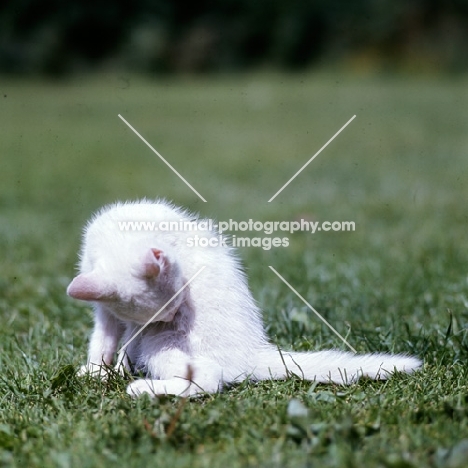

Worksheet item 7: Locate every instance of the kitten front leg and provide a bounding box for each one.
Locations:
[115,323,140,375]
[79,306,124,377]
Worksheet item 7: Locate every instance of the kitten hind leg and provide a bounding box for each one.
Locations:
[127,378,194,397]
[127,358,224,397]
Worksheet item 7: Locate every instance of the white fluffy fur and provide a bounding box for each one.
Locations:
[67,200,421,397]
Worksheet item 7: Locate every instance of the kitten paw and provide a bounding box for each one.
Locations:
[126,380,160,397]
[126,379,193,397]
[77,363,110,378]
[114,362,132,377]
[114,353,132,376]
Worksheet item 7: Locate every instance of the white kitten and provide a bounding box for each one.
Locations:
[67,200,421,397]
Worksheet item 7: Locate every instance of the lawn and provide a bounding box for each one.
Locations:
[1,72,468,467]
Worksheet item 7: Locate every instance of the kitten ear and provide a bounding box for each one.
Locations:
[142,248,166,278]
[67,272,111,301]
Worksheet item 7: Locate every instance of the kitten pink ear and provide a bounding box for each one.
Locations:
[67,272,110,301]
[142,248,166,278]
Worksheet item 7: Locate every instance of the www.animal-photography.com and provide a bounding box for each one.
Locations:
[1,2,468,467]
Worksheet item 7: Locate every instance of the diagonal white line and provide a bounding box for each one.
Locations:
[118,114,207,203]
[268,115,356,202]
[118,266,206,354]
[269,266,357,353]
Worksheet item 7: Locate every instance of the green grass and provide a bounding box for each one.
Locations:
[1,72,468,467]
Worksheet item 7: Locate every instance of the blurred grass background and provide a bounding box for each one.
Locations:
[2,73,467,274]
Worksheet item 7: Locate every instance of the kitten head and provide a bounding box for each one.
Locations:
[67,246,186,325]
